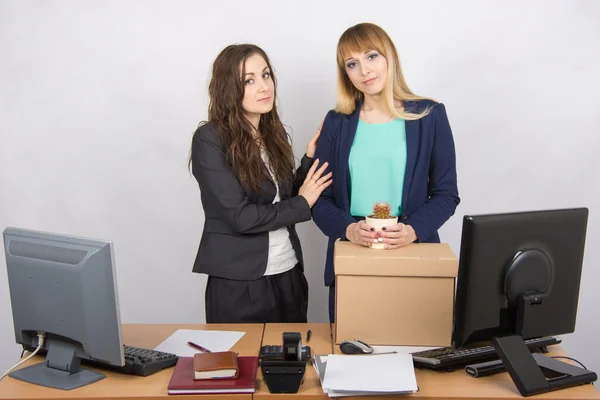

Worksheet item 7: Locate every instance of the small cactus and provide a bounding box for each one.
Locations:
[372,202,392,219]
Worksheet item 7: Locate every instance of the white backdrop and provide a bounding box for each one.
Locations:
[1,0,599,381]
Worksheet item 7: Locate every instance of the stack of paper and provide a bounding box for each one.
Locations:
[313,353,418,397]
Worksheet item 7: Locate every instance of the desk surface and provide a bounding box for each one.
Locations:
[331,344,600,400]
[1,324,598,400]
[0,324,264,400]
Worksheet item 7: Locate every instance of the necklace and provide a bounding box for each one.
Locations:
[362,106,394,124]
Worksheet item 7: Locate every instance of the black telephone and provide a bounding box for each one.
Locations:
[259,344,311,361]
[260,332,308,394]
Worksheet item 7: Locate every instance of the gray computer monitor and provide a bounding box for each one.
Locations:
[3,227,124,390]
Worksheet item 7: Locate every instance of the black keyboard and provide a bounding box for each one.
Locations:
[108,345,178,376]
[412,336,561,371]
[24,344,178,377]
[260,345,311,361]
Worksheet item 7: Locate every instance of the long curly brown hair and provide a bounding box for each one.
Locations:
[189,44,294,193]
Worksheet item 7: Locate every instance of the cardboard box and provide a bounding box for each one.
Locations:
[334,241,458,346]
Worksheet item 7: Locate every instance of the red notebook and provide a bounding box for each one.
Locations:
[167,356,258,395]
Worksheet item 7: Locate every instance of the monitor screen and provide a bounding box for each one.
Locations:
[3,227,123,390]
[452,208,588,349]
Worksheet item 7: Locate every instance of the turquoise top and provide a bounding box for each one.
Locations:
[348,118,407,217]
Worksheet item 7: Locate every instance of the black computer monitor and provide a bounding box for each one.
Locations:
[452,208,596,396]
[3,227,124,390]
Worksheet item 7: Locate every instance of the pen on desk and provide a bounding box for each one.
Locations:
[187,341,212,353]
[306,329,312,343]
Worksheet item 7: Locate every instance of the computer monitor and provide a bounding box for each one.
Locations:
[3,227,124,390]
[452,208,596,396]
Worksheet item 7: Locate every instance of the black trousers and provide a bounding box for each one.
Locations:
[205,265,308,323]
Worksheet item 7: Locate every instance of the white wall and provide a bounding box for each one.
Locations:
[1,0,599,380]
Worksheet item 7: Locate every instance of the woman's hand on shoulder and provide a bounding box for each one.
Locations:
[298,159,332,207]
[306,119,324,158]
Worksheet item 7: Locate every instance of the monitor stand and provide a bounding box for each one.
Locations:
[493,335,597,397]
[9,341,105,390]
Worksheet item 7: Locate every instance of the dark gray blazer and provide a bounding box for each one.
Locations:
[191,122,313,280]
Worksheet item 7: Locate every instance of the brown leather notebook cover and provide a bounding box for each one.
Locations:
[193,351,239,380]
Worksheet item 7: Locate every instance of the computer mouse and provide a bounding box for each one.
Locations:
[339,339,374,354]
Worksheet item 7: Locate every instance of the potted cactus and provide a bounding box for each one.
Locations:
[365,202,398,249]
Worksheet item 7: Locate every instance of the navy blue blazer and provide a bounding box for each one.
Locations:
[312,99,460,286]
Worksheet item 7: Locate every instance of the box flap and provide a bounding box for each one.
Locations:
[334,241,458,277]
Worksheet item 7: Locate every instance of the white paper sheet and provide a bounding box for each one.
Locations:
[313,355,365,397]
[153,329,245,357]
[322,353,418,394]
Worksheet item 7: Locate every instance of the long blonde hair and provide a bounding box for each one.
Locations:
[335,23,434,120]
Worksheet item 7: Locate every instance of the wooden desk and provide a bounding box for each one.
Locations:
[331,344,599,400]
[2,323,598,400]
[254,323,332,400]
[0,323,264,400]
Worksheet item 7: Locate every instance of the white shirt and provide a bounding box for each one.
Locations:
[260,149,298,276]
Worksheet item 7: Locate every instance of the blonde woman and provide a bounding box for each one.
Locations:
[312,23,460,322]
